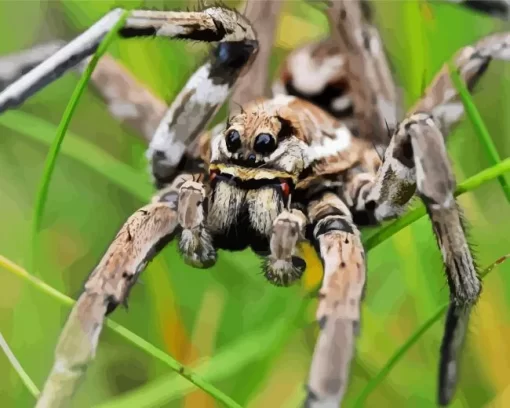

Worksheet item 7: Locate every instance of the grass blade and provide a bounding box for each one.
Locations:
[96,301,311,408]
[30,10,129,274]
[352,254,510,407]
[0,332,40,399]
[0,254,242,408]
[363,158,510,250]
[448,61,510,203]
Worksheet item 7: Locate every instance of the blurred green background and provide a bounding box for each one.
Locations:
[0,0,509,407]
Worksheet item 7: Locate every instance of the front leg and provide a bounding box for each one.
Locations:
[364,113,480,303]
[37,185,181,407]
[360,113,479,405]
[38,170,211,407]
[305,192,366,408]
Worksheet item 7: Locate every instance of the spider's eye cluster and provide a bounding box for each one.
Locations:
[226,130,241,152]
[253,133,276,154]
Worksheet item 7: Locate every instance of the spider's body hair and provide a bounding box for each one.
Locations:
[202,93,380,255]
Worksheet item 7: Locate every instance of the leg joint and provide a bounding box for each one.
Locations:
[314,215,355,239]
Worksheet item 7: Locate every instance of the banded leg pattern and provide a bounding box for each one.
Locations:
[304,192,366,408]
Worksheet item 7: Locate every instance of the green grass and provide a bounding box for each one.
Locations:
[352,254,510,407]
[0,1,509,408]
[0,110,152,201]
[0,333,40,399]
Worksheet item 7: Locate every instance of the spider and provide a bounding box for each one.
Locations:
[0,0,509,407]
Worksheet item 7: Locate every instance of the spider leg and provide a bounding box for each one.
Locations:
[304,192,366,408]
[441,0,510,19]
[358,114,479,406]
[0,40,65,92]
[0,9,124,112]
[38,190,178,407]
[37,169,215,406]
[0,6,257,115]
[438,303,471,405]
[410,32,510,135]
[0,42,168,141]
[177,178,216,268]
[326,0,398,141]
[144,13,257,186]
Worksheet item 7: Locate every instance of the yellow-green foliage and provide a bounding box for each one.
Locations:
[0,1,509,407]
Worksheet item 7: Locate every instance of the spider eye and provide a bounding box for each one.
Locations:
[225,130,241,152]
[253,133,276,154]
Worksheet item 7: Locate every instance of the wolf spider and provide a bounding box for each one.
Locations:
[0,0,509,407]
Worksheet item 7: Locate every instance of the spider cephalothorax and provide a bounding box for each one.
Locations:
[0,1,508,408]
[207,97,302,242]
[207,94,372,263]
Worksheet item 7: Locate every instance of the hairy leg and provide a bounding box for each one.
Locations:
[304,192,366,408]
[37,177,182,407]
[0,43,168,140]
[0,7,256,113]
[177,178,216,268]
[359,113,479,405]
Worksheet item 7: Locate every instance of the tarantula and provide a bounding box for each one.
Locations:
[0,0,509,407]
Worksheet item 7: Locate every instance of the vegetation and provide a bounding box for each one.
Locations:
[0,1,509,407]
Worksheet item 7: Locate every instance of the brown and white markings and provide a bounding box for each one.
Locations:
[0,1,509,407]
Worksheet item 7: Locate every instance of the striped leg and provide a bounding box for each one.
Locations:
[0,42,168,141]
[304,192,366,408]
[362,113,479,406]
[0,7,257,186]
[0,7,256,113]
[409,32,510,135]
[37,169,213,407]
[0,41,65,92]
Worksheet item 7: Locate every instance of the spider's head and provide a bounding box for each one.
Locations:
[207,97,310,239]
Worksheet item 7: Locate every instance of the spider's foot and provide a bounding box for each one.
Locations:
[179,228,217,268]
[263,256,306,287]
